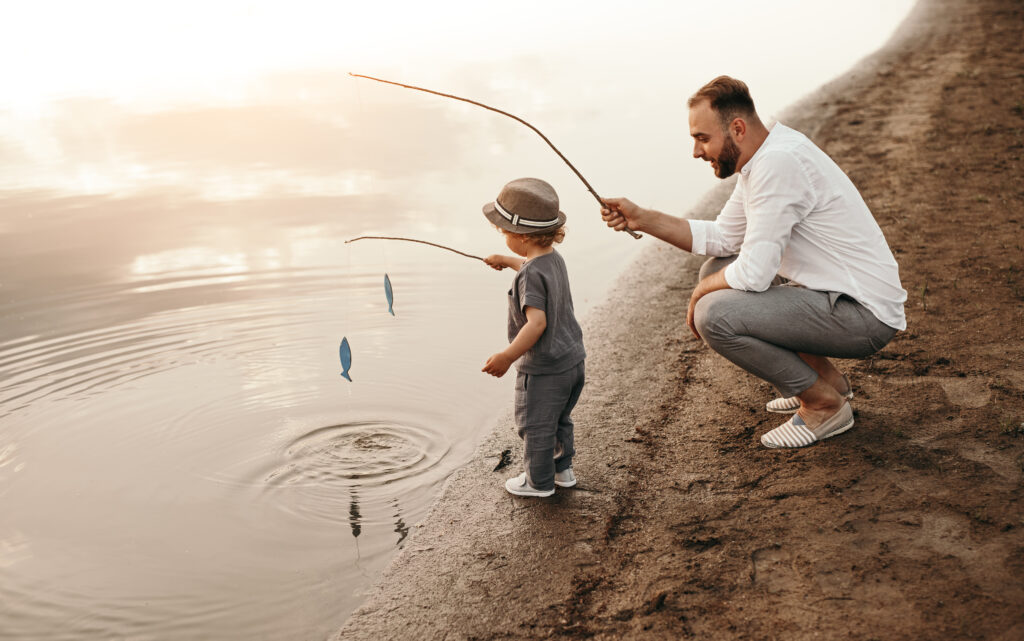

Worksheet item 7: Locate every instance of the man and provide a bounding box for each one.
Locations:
[601,76,906,449]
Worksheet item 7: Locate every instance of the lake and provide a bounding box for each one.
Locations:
[0,2,914,638]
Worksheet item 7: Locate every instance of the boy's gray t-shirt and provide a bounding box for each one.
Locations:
[507,250,586,374]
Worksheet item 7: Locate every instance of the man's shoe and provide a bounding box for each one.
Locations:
[766,375,854,414]
[761,402,855,448]
[505,473,555,497]
[554,468,577,488]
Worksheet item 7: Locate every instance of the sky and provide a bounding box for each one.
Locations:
[0,1,915,111]
[0,0,916,205]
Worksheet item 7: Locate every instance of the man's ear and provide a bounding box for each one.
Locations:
[730,117,748,142]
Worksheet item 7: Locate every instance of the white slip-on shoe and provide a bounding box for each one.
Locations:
[505,473,555,497]
[766,375,855,414]
[765,395,802,413]
[761,402,855,448]
[554,468,576,488]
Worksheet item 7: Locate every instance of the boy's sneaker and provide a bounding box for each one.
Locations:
[554,468,577,488]
[505,473,555,497]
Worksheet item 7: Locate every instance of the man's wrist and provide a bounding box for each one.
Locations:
[632,207,651,233]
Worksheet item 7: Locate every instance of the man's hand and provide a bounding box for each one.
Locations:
[601,197,647,233]
[686,289,702,340]
[601,198,696,253]
[686,270,732,340]
[482,352,514,377]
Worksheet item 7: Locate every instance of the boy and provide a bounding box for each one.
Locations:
[481,177,586,497]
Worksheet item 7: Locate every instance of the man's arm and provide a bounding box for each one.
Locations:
[603,181,748,258]
[601,197,694,252]
[482,306,547,377]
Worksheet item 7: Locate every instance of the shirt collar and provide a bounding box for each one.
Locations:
[740,121,787,177]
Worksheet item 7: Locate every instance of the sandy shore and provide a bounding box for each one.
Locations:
[336,0,1024,638]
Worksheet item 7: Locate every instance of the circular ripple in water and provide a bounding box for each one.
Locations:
[266,421,451,489]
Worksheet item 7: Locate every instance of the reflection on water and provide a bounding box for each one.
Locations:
[0,3,915,637]
[0,184,513,639]
[393,498,410,546]
[349,489,362,541]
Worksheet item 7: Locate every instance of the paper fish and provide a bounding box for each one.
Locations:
[384,273,395,316]
[339,337,353,381]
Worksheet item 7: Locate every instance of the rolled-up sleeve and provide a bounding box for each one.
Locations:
[518,267,547,313]
[689,182,747,257]
[723,151,815,291]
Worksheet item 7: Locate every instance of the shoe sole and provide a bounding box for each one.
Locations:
[818,418,855,440]
[506,487,555,497]
[554,479,576,488]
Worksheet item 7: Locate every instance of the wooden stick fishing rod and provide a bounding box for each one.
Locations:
[345,235,485,262]
[349,72,642,240]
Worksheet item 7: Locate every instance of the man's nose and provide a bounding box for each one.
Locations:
[693,143,702,159]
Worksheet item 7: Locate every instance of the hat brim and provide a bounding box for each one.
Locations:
[482,202,566,235]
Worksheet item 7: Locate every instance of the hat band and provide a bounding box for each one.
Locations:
[494,199,560,228]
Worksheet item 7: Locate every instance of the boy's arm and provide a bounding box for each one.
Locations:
[484,254,526,272]
[482,306,546,377]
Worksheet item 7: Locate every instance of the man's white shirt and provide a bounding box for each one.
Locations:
[688,123,907,330]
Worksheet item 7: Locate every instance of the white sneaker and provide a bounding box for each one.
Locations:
[554,468,577,488]
[505,473,555,497]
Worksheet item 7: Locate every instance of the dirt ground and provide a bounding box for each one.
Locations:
[336,0,1024,639]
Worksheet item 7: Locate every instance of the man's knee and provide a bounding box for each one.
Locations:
[693,290,740,343]
[698,256,737,281]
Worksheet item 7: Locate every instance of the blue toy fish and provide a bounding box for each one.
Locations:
[339,337,353,381]
[384,273,394,316]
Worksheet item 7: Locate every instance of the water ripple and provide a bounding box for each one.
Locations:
[260,420,451,526]
[267,420,450,487]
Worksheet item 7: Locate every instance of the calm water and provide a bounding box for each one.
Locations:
[0,2,913,639]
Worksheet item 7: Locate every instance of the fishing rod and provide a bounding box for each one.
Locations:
[344,235,485,262]
[349,72,642,240]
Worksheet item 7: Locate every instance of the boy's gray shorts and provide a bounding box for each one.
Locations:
[514,360,585,491]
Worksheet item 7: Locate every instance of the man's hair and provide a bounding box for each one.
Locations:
[688,76,758,130]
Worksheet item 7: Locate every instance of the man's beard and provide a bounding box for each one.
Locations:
[714,135,740,178]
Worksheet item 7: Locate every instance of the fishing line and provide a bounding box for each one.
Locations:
[349,72,642,240]
[382,241,394,317]
[342,242,354,393]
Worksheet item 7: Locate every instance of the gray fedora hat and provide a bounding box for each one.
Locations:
[482,177,566,235]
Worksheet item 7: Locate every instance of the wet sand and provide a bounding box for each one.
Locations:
[335,0,1024,638]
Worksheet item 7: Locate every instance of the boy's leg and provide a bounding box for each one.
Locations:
[515,368,581,491]
[554,361,585,473]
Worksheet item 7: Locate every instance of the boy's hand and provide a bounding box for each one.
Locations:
[482,352,514,377]
[484,254,507,270]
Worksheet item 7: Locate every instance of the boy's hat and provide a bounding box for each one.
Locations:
[482,177,566,235]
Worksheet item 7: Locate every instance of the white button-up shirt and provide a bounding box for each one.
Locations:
[689,123,907,330]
